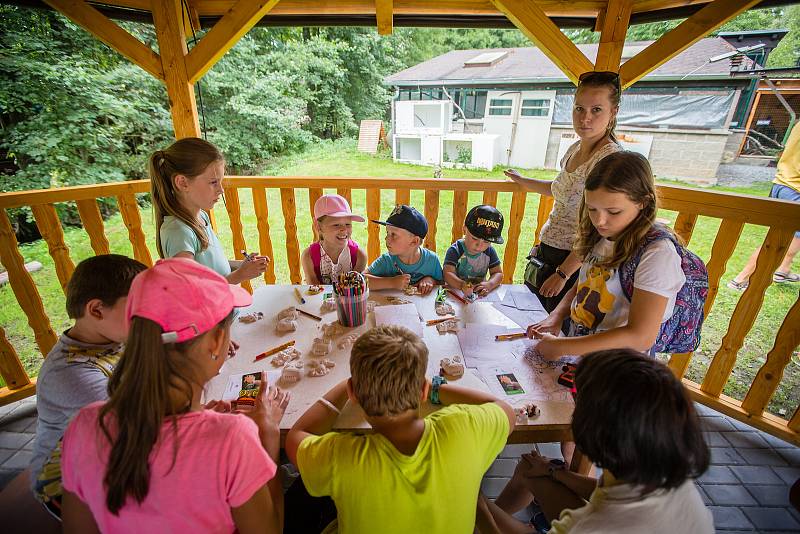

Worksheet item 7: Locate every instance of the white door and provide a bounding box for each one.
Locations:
[482,91,520,167]
[510,90,556,169]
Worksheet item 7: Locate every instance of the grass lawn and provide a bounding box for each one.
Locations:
[2,138,798,418]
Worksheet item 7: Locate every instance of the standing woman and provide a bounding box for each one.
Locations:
[505,72,622,314]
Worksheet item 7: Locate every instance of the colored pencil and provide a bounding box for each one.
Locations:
[495,332,527,341]
[445,288,467,304]
[293,287,306,304]
[426,316,456,326]
[254,340,296,362]
[297,308,322,321]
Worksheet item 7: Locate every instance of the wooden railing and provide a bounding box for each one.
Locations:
[1,177,799,444]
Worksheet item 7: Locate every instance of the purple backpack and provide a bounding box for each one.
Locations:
[619,225,708,353]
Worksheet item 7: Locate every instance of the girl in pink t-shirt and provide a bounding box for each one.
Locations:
[60,258,290,533]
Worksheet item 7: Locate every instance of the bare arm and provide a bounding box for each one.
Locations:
[363,271,409,290]
[285,380,349,466]
[301,248,321,284]
[551,468,597,501]
[231,485,280,534]
[62,490,101,534]
[354,247,368,272]
[504,169,553,197]
[438,382,516,436]
[443,264,466,290]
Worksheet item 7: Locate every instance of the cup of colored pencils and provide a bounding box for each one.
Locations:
[333,271,369,327]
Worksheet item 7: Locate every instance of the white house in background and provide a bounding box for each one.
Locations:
[385,36,767,183]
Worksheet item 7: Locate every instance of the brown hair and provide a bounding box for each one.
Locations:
[350,325,428,417]
[573,348,709,489]
[66,254,147,319]
[573,151,673,269]
[150,138,224,258]
[99,312,233,514]
[576,71,621,142]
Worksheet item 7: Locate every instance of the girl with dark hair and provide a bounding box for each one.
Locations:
[150,137,269,284]
[476,348,712,533]
[527,150,697,359]
[505,72,622,313]
[60,258,290,533]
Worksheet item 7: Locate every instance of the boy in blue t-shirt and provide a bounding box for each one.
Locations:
[443,205,504,299]
[364,205,443,295]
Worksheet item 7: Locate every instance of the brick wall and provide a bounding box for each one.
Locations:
[544,125,731,185]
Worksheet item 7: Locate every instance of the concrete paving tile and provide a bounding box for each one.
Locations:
[731,466,784,485]
[714,530,755,533]
[727,418,760,432]
[21,434,35,450]
[536,442,563,460]
[500,443,536,458]
[772,466,800,485]
[746,485,791,507]
[704,431,730,447]
[704,485,757,506]
[708,506,753,530]
[694,402,719,416]
[711,447,747,465]
[487,459,517,477]
[2,449,33,470]
[762,434,797,449]
[0,448,15,465]
[480,477,508,499]
[701,417,737,432]
[696,484,712,505]
[741,507,800,531]
[777,448,800,467]
[0,432,34,450]
[721,432,769,449]
[737,447,789,466]
[699,466,739,484]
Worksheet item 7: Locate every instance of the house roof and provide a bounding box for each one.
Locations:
[386,37,756,86]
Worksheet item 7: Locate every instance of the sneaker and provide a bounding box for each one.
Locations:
[774,272,800,283]
[727,279,748,291]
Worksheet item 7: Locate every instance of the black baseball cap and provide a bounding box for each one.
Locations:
[465,205,504,244]
[372,205,428,239]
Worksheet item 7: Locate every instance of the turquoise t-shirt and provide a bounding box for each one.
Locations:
[160,211,231,277]
[367,248,443,284]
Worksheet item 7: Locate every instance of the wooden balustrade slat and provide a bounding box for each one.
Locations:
[424,190,440,254]
[76,199,110,255]
[116,193,153,266]
[223,187,252,294]
[482,191,498,208]
[704,219,745,317]
[451,190,469,244]
[673,212,698,245]
[308,188,323,242]
[0,325,29,392]
[252,187,276,284]
[280,188,302,284]
[667,353,693,379]
[535,195,554,244]
[366,188,381,264]
[396,188,411,207]
[31,204,75,294]
[701,227,795,397]
[503,191,526,283]
[337,188,352,207]
[742,292,800,416]
[0,210,57,356]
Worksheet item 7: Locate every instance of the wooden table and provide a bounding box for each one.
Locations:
[204,284,576,448]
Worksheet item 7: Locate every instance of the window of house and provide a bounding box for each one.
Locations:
[521,99,550,117]
[488,99,513,116]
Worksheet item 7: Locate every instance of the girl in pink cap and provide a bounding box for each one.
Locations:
[301,194,368,284]
[60,258,290,533]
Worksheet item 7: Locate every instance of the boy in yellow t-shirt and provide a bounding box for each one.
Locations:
[285,325,516,534]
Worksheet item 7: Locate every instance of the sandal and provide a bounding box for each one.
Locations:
[774,272,800,283]
[727,279,749,291]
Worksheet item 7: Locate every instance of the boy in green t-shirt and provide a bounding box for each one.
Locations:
[286,325,515,534]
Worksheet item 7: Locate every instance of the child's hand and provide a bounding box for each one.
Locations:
[394,273,411,290]
[236,373,291,430]
[228,339,239,359]
[526,315,562,339]
[462,283,473,297]
[473,281,495,297]
[504,168,523,181]
[539,273,567,298]
[514,451,551,479]
[236,255,269,280]
[534,334,562,359]
[203,399,233,413]
[417,276,436,295]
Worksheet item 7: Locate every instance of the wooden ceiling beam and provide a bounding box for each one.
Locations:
[595,0,633,72]
[376,0,394,35]
[491,0,594,84]
[619,0,763,88]
[43,0,164,80]
[185,0,281,84]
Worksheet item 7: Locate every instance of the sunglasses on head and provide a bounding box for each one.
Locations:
[578,71,621,88]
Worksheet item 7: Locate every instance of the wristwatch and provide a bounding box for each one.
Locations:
[555,267,568,280]
[548,458,566,481]
[430,375,447,405]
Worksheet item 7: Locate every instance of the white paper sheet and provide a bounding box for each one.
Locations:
[373,302,423,336]
[456,323,529,367]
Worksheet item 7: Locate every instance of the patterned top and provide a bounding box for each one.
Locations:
[538,140,621,251]
[319,243,354,284]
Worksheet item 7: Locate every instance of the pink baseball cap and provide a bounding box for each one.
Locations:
[126,258,252,344]
[313,194,365,222]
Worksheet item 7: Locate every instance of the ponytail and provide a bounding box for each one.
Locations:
[99,312,233,514]
[150,138,224,258]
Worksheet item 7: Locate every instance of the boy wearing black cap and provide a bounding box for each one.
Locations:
[443,205,504,298]
[365,205,443,295]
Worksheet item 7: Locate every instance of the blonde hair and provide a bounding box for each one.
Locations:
[350,325,428,417]
[150,138,224,258]
[574,151,675,269]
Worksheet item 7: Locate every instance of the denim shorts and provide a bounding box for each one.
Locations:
[770,183,800,238]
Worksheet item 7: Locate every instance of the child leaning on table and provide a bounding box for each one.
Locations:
[363,204,443,295]
[30,254,146,519]
[443,204,504,298]
[285,325,516,534]
[301,194,368,284]
[60,258,290,533]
